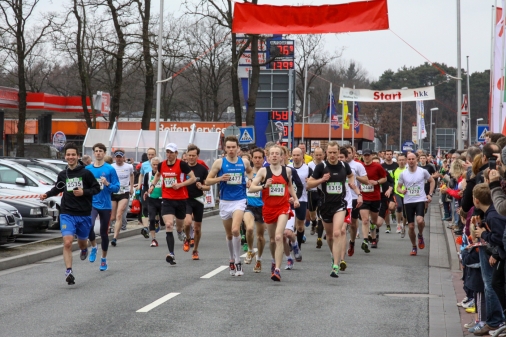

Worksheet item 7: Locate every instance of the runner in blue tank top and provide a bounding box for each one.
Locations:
[206,136,252,277]
[243,148,266,272]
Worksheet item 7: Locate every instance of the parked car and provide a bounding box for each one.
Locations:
[0,208,20,245]
[0,201,23,232]
[7,158,62,176]
[0,188,56,231]
[37,159,68,170]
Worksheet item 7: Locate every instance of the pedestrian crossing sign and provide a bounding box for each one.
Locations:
[238,126,255,144]
[476,125,489,142]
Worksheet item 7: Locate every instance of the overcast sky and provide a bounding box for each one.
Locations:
[43,0,494,80]
[172,0,494,79]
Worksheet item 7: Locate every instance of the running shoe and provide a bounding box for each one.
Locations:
[367,232,372,242]
[241,235,246,245]
[285,258,294,270]
[235,263,244,276]
[463,320,476,328]
[468,322,484,333]
[316,238,322,249]
[192,251,199,260]
[253,260,262,273]
[242,243,248,252]
[190,239,195,248]
[339,260,347,272]
[155,222,160,233]
[166,254,177,265]
[418,234,425,249]
[271,261,276,273]
[457,297,470,307]
[183,239,190,252]
[400,225,406,239]
[361,240,370,253]
[462,298,475,309]
[271,268,281,281]
[245,251,256,264]
[385,225,391,234]
[89,246,97,262]
[396,225,402,234]
[65,269,75,285]
[294,244,302,262]
[347,241,355,257]
[302,235,306,244]
[371,240,378,249]
[150,239,158,247]
[99,258,108,271]
[141,227,149,238]
[410,246,417,256]
[305,220,310,228]
[487,326,506,336]
[80,249,88,261]
[229,261,236,276]
[111,238,117,247]
[177,231,186,242]
[310,224,316,235]
[369,223,376,231]
[330,264,339,278]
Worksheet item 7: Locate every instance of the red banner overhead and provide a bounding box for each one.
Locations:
[232,0,389,34]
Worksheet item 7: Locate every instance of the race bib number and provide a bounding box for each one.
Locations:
[407,186,421,196]
[150,178,162,188]
[326,182,342,194]
[227,173,242,185]
[164,177,177,188]
[269,184,285,196]
[114,186,128,195]
[361,184,374,193]
[97,179,104,190]
[66,177,83,191]
[247,190,261,198]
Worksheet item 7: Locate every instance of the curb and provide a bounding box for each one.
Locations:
[0,210,219,272]
[438,204,461,271]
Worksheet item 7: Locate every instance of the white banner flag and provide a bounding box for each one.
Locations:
[461,94,468,141]
[416,101,427,140]
[491,6,506,133]
[339,86,435,102]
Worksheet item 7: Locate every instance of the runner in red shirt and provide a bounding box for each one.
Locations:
[149,143,196,265]
[249,145,299,282]
[358,149,387,252]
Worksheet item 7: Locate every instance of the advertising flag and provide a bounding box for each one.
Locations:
[341,100,350,129]
[353,102,360,133]
[327,92,339,130]
[416,101,427,139]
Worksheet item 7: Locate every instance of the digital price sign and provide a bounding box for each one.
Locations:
[271,60,294,70]
[267,110,292,145]
[269,110,289,122]
[268,40,295,70]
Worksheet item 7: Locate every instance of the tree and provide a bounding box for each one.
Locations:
[0,0,55,156]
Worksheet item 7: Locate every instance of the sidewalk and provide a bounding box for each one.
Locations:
[429,201,463,337]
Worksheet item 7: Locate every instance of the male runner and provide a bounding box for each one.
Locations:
[289,147,310,260]
[249,145,299,281]
[41,142,100,285]
[397,152,435,256]
[374,157,395,240]
[419,153,437,213]
[86,143,120,271]
[206,136,252,276]
[307,141,355,278]
[359,149,387,251]
[110,149,134,246]
[344,145,368,256]
[307,147,324,239]
[148,143,196,265]
[142,156,163,247]
[298,143,313,164]
[183,144,209,260]
[394,154,407,236]
[243,148,266,272]
[381,150,399,233]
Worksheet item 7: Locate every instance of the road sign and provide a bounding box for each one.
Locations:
[238,126,255,145]
[476,125,489,142]
[402,141,414,152]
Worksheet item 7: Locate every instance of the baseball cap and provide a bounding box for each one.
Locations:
[362,149,372,155]
[113,150,125,157]
[165,143,178,152]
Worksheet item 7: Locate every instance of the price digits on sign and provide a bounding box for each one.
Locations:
[272,61,294,70]
[270,110,289,121]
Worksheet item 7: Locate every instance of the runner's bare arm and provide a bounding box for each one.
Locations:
[205,159,225,185]
[178,170,196,187]
[248,168,267,193]
[356,175,369,184]
[396,179,406,195]
[428,176,435,195]
[243,158,253,174]
[347,173,360,195]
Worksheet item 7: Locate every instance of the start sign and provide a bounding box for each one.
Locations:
[339,86,435,102]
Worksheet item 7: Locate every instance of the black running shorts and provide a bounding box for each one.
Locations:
[308,191,320,212]
[185,198,205,223]
[359,200,381,214]
[245,205,263,223]
[161,199,186,220]
[319,201,347,224]
[403,201,426,224]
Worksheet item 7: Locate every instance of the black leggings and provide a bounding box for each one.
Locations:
[89,208,112,252]
[148,198,165,231]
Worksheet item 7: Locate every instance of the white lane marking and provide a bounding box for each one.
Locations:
[240,248,258,258]
[200,265,229,279]
[136,292,180,312]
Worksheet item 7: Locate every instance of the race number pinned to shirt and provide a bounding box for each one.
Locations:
[407,186,421,196]
[227,173,242,185]
[326,182,342,194]
[270,184,285,196]
[361,184,374,193]
[114,185,128,195]
[247,190,261,198]
[66,177,83,191]
[164,177,177,188]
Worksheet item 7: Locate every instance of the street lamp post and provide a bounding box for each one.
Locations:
[385,133,388,151]
[430,107,438,155]
[399,87,408,151]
